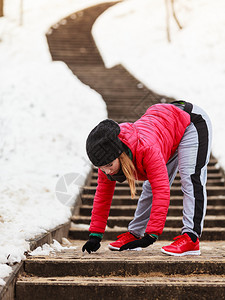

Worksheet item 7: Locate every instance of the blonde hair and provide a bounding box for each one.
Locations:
[119,152,137,199]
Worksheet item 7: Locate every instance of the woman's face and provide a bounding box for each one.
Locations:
[99,158,120,176]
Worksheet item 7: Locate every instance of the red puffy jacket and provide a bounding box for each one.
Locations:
[89,103,190,236]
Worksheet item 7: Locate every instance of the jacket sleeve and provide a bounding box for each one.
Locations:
[89,168,116,234]
[143,147,170,236]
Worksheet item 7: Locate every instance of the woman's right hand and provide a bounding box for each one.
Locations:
[82,236,101,254]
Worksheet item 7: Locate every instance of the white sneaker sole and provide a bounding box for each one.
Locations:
[108,244,142,251]
[108,244,120,251]
[161,248,201,256]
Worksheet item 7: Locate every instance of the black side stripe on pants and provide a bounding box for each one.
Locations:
[190,113,209,235]
[172,101,209,235]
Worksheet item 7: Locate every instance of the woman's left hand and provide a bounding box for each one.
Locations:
[119,234,157,251]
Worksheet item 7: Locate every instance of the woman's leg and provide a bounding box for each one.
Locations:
[128,153,179,237]
[178,105,212,238]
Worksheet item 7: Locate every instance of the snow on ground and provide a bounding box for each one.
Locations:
[93,0,225,169]
[0,0,115,285]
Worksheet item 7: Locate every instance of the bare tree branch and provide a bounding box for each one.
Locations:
[171,0,183,30]
[165,0,171,43]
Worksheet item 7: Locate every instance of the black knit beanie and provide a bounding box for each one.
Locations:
[86,119,124,167]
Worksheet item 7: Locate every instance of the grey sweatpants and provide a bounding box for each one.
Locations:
[128,104,212,238]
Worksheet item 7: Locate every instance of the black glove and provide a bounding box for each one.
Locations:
[119,234,157,251]
[82,236,101,254]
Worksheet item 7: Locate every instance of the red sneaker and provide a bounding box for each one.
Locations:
[108,232,140,251]
[161,233,200,256]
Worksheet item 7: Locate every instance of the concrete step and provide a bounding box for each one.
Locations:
[70,80,146,89]
[81,194,225,206]
[89,178,225,187]
[82,186,225,197]
[92,165,221,174]
[48,57,104,65]
[69,227,225,241]
[91,172,225,180]
[48,45,101,54]
[47,52,103,59]
[72,215,225,228]
[79,205,225,217]
[22,258,225,277]
[16,275,225,300]
[172,179,224,186]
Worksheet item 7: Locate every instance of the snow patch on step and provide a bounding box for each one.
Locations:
[29,239,76,256]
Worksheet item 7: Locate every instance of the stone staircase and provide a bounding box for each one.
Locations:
[15,2,225,299]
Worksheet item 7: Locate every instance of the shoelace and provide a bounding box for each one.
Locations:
[171,234,188,246]
[116,232,133,241]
